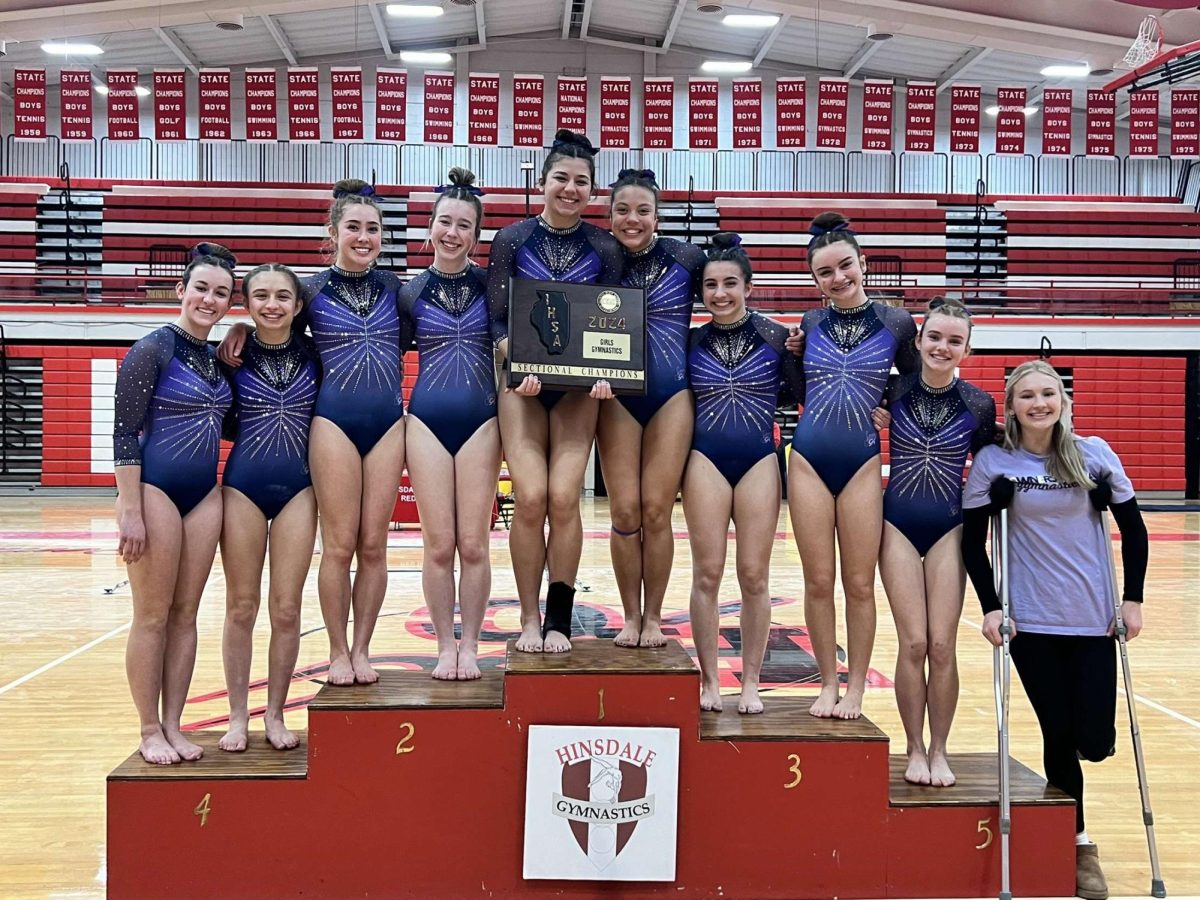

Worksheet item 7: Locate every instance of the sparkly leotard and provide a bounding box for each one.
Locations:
[222,334,321,521]
[883,374,996,557]
[487,216,623,410]
[618,236,705,427]
[301,265,412,457]
[113,324,232,517]
[688,312,803,487]
[403,264,499,456]
[790,301,919,496]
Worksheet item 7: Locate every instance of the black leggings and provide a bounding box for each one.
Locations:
[1010,631,1117,834]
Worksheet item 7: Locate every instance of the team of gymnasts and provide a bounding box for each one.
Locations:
[113,128,1147,896]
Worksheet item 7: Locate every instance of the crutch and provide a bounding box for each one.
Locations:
[1100,510,1167,898]
[991,509,1013,900]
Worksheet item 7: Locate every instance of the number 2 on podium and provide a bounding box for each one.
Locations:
[395,722,416,755]
[784,754,802,789]
[194,793,212,827]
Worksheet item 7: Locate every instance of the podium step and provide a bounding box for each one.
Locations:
[308,668,504,710]
[701,695,889,742]
[889,752,1072,807]
[107,731,307,781]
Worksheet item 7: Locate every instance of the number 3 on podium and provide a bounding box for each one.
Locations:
[784,753,802,789]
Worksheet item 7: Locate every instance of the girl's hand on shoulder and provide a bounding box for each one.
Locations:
[116,502,146,565]
[217,323,250,367]
[784,326,805,357]
[590,380,614,401]
[511,374,542,396]
[1111,601,1143,640]
[981,610,1017,647]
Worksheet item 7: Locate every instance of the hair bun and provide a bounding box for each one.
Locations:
[447,166,476,187]
[191,241,237,271]
[332,178,375,200]
[552,128,597,157]
[711,231,743,251]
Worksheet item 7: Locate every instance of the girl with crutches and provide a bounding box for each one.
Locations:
[961,360,1150,900]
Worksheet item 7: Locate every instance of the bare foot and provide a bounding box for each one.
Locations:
[456,644,482,680]
[928,749,956,787]
[327,654,356,686]
[138,729,180,766]
[543,629,572,653]
[613,620,641,648]
[833,687,864,720]
[904,749,932,785]
[515,620,543,653]
[738,684,764,715]
[809,684,840,718]
[163,727,203,761]
[432,646,459,680]
[699,680,724,712]
[351,652,379,684]
[264,713,299,751]
[218,718,249,753]
[639,619,668,649]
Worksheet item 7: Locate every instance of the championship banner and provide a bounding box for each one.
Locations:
[375,68,407,142]
[468,73,500,145]
[600,76,632,148]
[642,77,674,149]
[861,79,893,152]
[245,69,278,142]
[816,78,849,148]
[994,87,1026,155]
[423,71,455,144]
[513,74,544,147]
[13,69,47,140]
[153,70,186,141]
[330,67,363,142]
[557,76,588,133]
[949,85,980,153]
[1171,88,1200,157]
[1086,89,1116,156]
[59,69,93,142]
[287,67,321,142]
[775,77,806,148]
[1129,90,1159,156]
[1041,88,1072,156]
[904,82,935,152]
[731,78,762,149]
[106,70,140,141]
[688,78,718,149]
[198,69,231,141]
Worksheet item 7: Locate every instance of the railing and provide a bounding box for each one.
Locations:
[0,322,34,475]
[2,135,1191,198]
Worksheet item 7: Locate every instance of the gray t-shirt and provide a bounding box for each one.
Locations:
[963,435,1134,636]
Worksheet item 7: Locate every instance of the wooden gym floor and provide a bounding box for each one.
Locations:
[0,494,1196,899]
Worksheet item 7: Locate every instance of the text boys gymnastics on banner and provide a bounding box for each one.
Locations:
[904,82,935,152]
[600,77,632,148]
[816,78,848,148]
[1086,89,1116,156]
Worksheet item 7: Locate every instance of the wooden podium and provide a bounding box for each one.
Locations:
[108,639,1075,898]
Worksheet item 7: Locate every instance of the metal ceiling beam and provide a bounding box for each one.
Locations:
[935,46,992,93]
[475,0,486,49]
[661,0,687,52]
[842,36,883,79]
[368,2,394,58]
[561,0,573,40]
[753,15,789,67]
[152,26,200,74]
[260,13,299,66]
[579,0,594,40]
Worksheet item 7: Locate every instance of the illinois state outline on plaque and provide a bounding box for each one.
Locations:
[523,725,679,881]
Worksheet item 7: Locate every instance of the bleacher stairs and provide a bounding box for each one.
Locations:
[659,199,720,246]
[107,639,1075,899]
[944,203,1008,285]
[377,194,408,273]
[35,188,103,299]
[0,353,43,483]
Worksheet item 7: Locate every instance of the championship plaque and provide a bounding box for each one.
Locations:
[507,279,646,395]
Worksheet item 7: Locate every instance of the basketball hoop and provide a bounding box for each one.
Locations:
[1121,15,1164,69]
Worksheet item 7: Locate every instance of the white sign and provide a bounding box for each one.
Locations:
[523,725,680,881]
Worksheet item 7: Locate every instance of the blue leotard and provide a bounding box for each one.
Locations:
[222,334,321,521]
[486,216,623,410]
[403,264,500,456]
[113,324,232,518]
[688,312,803,488]
[301,265,412,457]
[790,302,919,496]
[618,237,705,428]
[883,374,996,557]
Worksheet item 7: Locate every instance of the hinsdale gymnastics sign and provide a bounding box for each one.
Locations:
[523,725,680,881]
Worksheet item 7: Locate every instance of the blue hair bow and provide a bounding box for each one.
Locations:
[333,184,376,200]
[191,243,235,270]
[611,168,658,188]
[434,183,485,197]
[552,134,597,157]
[807,221,854,239]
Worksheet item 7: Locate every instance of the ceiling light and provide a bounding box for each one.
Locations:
[387,3,445,17]
[1023,106,1038,115]
[722,14,780,28]
[985,105,1038,116]
[701,60,753,73]
[94,84,150,97]
[42,42,103,56]
[94,84,108,95]
[399,50,453,65]
[1040,63,1091,78]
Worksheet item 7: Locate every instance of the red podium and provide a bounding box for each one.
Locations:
[108,640,1074,898]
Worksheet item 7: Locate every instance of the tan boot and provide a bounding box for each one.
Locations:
[1076,843,1109,900]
